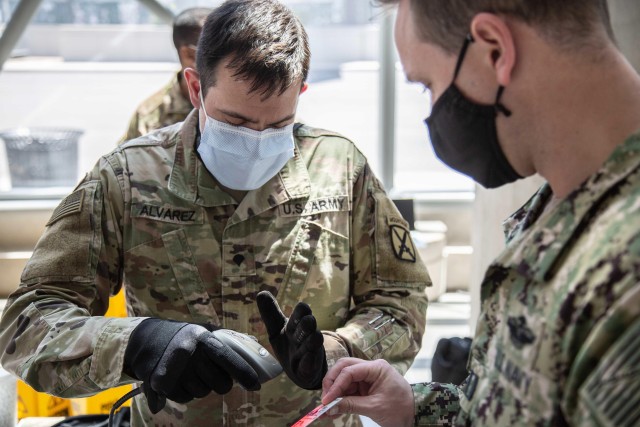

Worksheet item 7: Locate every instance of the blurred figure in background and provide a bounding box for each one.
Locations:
[120,7,211,142]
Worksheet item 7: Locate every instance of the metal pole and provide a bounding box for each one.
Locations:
[0,0,43,71]
[136,0,175,25]
[378,10,396,193]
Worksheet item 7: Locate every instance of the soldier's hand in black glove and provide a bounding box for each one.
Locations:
[256,291,327,390]
[123,318,261,413]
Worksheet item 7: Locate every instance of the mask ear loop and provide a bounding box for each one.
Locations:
[198,84,210,117]
[456,33,512,118]
[494,86,512,117]
[452,34,474,80]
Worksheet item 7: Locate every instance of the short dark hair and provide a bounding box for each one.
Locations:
[172,7,211,50]
[196,0,310,98]
[377,0,615,54]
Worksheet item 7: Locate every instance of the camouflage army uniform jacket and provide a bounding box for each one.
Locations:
[121,71,193,142]
[0,110,430,426]
[411,131,640,426]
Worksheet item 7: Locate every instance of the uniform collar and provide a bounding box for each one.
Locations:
[498,131,640,282]
[168,112,310,215]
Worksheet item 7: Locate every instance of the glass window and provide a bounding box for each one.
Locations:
[0,0,472,200]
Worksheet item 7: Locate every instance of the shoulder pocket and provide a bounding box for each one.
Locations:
[22,181,103,283]
[579,317,640,426]
[373,193,430,285]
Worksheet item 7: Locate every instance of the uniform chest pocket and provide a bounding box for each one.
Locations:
[125,228,218,324]
[276,220,350,331]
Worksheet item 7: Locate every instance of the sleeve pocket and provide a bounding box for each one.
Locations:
[22,181,103,283]
[578,317,640,427]
[373,192,430,285]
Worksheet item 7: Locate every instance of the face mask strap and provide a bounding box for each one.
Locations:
[453,34,474,80]
[494,86,512,117]
[455,34,512,118]
[198,85,210,117]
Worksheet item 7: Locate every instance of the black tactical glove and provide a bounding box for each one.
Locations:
[256,291,327,390]
[123,318,261,413]
[431,337,472,385]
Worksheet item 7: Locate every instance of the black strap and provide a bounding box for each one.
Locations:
[495,86,512,117]
[453,34,474,79]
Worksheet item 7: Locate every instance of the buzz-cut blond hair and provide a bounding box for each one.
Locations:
[377,0,615,54]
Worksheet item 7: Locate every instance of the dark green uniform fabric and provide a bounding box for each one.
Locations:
[411,132,640,427]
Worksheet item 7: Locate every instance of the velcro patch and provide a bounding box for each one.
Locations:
[388,215,416,262]
[47,189,84,226]
[581,316,640,425]
[279,196,350,217]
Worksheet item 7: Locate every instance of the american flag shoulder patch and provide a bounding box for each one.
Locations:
[47,188,85,226]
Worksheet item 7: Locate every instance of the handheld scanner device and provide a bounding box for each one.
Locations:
[109,329,283,427]
[212,329,283,384]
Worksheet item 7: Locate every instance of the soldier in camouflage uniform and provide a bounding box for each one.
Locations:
[0,1,430,426]
[321,0,640,426]
[120,8,210,142]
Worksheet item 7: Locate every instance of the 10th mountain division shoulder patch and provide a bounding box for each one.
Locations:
[388,216,417,262]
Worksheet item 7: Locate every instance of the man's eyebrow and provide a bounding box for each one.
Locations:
[267,113,296,127]
[219,109,295,127]
[219,109,259,124]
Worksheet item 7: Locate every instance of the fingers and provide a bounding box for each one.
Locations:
[294,329,324,373]
[291,314,319,345]
[148,325,204,397]
[200,333,261,391]
[296,341,326,388]
[190,349,233,395]
[179,369,211,399]
[321,358,375,404]
[331,395,372,418]
[256,291,287,338]
[287,302,313,336]
[323,360,416,427]
[207,365,234,395]
[142,382,166,414]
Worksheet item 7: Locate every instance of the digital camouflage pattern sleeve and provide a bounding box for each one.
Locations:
[412,382,460,426]
[445,132,640,427]
[410,132,640,427]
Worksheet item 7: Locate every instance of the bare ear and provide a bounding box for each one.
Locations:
[470,13,516,87]
[300,82,308,95]
[183,68,202,109]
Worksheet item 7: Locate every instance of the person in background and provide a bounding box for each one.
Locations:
[120,7,211,142]
[0,1,430,426]
[321,0,640,426]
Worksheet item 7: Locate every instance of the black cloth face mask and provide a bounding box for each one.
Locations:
[425,34,522,189]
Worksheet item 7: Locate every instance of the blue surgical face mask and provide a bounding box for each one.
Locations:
[197,90,295,191]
